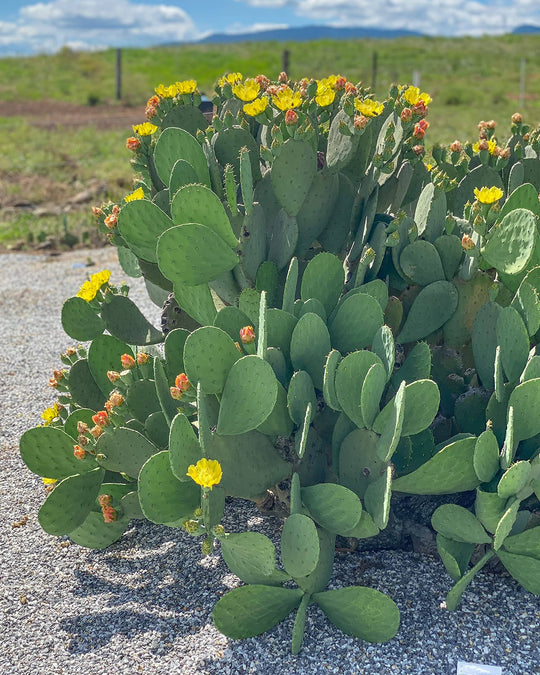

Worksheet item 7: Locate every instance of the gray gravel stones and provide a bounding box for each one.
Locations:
[1,248,539,675]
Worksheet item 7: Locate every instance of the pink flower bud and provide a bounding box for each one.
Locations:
[107,370,120,383]
[102,506,118,523]
[354,114,368,130]
[90,425,103,439]
[461,234,475,250]
[98,494,113,508]
[239,325,255,344]
[170,386,184,401]
[136,352,149,365]
[278,71,288,83]
[77,420,89,434]
[285,109,298,125]
[120,354,136,370]
[412,145,425,156]
[413,124,425,140]
[92,206,103,217]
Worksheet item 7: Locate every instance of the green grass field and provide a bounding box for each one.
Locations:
[1,34,539,249]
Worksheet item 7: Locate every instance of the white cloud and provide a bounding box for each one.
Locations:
[222,21,290,34]
[0,0,198,55]
[238,0,540,35]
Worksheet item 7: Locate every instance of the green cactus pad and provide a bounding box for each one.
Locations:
[335,351,383,429]
[500,182,540,219]
[153,358,179,425]
[271,139,317,217]
[161,104,209,134]
[372,326,395,382]
[138,450,199,525]
[117,199,174,263]
[414,183,447,241]
[482,208,537,275]
[318,173,356,255]
[475,489,508,533]
[498,461,532,499]
[392,436,479,494]
[364,465,392,530]
[361,363,386,429]
[183,326,240,394]
[294,527,336,596]
[431,504,491,544]
[290,312,331,390]
[164,328,189,383]
[322,349,342,412]
[117,245,142,278]
[391,341,431,389]
[88,335,133,398]
[497,550,540,595]
[374,379,439,437]
[296,171,339,256]
[220,532,288,586]
[397,280,458,344]
[157,224,238,287]
[68,358,105,411]
[144,411,169,448]
[168,413,201,481]
[512,267,540,336]
[20,426,96,480]
[173,281,217,326]
[377,380,405,463]
[473,429,500,482]
[287,370,317,426]
[493,498,521,550]
[301,483,362,536]
[61,297,105,341]
[208,430,290,498]
[216,355,278,435]
[339,428,386,498]
[100,295,163,345]
[125,379,161,423]
[436,534,475,582]
[239,203,267,281]
[434,234,464,280]
[400,240,445,286]
[502,525,540,558]
[213,306,252,343]
[300,252,345,316]
[267,309,297,359]
[69,509,129,549]
[267,208,299,271]
[170,183,238,247]
[313,586,400,643]
[38,467,105,536]
[238,287,261,329]
[497,306,530,383]
[471,301,502,389]
[213,585,303,640]
[326,109,360,172]
[257,382,294,437]
[169,159,199,197]
[281,513,320,578]
[330,293,384,354]
[95,427,159,479]
[154,126,210,187]
[213,126,261,182]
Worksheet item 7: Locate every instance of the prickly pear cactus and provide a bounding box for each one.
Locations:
[21,74,540,655]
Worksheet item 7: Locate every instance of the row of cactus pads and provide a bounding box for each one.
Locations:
[21,73,540,653]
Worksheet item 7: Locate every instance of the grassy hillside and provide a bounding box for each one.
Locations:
[0,34,539,249]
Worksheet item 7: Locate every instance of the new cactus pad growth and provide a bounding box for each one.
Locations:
[20,71,540,655]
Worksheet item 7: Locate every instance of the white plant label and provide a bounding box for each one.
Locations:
[457,661,502,675]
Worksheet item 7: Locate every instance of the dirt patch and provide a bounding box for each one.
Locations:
[0,99,144,130]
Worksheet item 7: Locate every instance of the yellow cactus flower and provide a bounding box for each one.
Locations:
[473,186,504,204]
[42,477,57,485]
[132,122,158,136]
[315,82,335,107]
[40,402,61,426]
[124,187,145,203]
[354,98,384,118]
[76,269,111,302]
[272,87,302,111]
[176,79,197,95]
[187,458,223,490]
[243,97,268,116]
[403,86,432,107]
[232,79,260,102]
[220,72,243,87]
[155,83,179,98]
[472,139,498,156]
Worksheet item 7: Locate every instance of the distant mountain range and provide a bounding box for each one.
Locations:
[513,25,540,34]
[197,25,423,44]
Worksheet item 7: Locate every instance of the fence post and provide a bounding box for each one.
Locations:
[282,49,290,76]
[371,51,378,91]
[116,48,122,101]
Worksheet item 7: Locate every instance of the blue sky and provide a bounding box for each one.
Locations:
[1,0,539,56]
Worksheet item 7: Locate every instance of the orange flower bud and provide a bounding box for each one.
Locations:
[108,392,124,407]
[73,445,87,460]
[511,112,522,124]
[120,354,136,370]
[449,140,463,153]
[170,386,184,401]
[412,100,428,117]
[104,400,113,413]
[278,71,288,83]
[104,214,117,230]
[354,115,368,130]
[400,107,412,123]
[146,95,160,108]
[90,425,103,439]
[486,120,497,129]
[112,205,120,216]
[413,124,425,140]
[478,139,489,152]
[239,325,256,344]
[523,133,530,142]
[76,421,89,434]
[285,109,298,125]
[102,506,118,523]
[412,145,425,156]
[107,370,120,383]
[65,347,77,356]
[98,494,113,507]
[335,76,347,90]
[92,411,109,427]
[145,105,158,119]
[48,378,58,388]
[92,206,104,217]
[461,234,475,250]
[174,373,191,392]
[53,369,65,381]
[255,74,270,90]
[345,82,358,95]
[77,434,89,446]
[126,136,141,151]
[136,352,149,365]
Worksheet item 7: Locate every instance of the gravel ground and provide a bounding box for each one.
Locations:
[1,248,539,675]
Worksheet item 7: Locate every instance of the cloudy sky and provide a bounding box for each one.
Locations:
[1,0,539,56]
